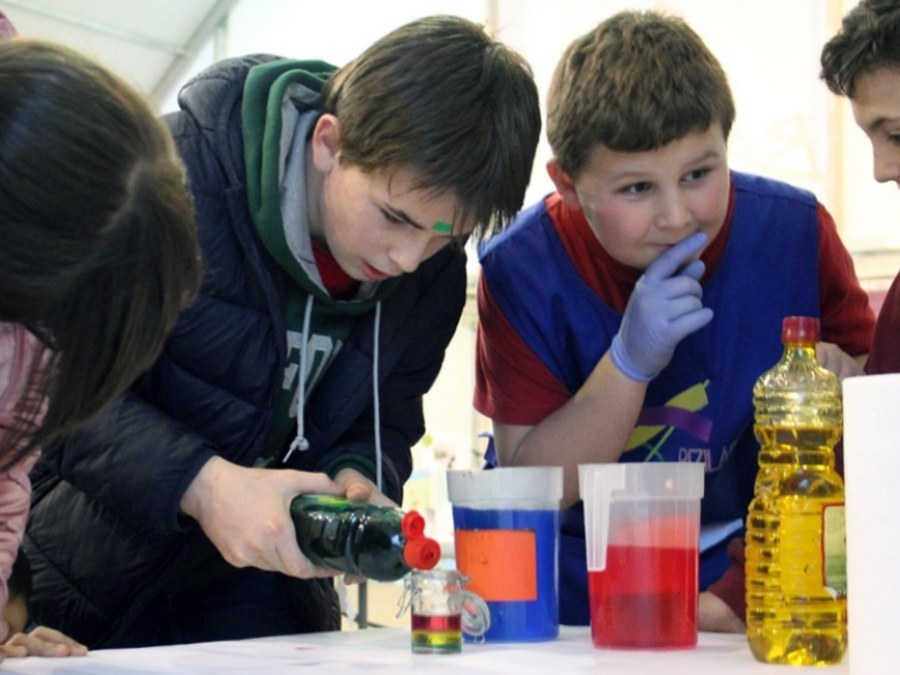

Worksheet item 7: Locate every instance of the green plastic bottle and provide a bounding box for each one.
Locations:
[290,494,441,582]
[745,316,847,665]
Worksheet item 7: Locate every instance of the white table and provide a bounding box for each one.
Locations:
[2,626,849,674]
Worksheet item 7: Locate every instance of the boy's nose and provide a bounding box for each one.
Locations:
[873,148,900,186]
[656,192,691,230]
[390,237,430,274]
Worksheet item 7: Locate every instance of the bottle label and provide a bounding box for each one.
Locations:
[822,503,847,599]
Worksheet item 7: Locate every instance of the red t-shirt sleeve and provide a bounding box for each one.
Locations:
[473,273,572,425]
[706,537,747,621]
[817,204,875,354]
[866,271,900,374]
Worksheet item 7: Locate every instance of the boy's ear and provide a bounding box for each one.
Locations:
[546,159,582,211]
[311,114,342,172]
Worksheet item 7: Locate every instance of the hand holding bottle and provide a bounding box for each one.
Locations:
[610,232,714,382]
[331,467,399,584]
[179,456,344,578]
[334,467,398,507]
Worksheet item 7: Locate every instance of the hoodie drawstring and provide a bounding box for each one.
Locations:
[284,294,315,463]
[284,297,384,494]
[372,301,383,492]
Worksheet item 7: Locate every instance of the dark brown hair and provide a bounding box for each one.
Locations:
[821,0,900,98]
[322,15,541,241]
[0,40,202,466]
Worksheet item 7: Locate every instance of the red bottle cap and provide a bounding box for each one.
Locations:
[403,536,441,571]
[782,316,819,344]
[400,509,441,570]
[401,510,426,538]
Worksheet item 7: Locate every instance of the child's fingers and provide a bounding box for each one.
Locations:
[31,625,80,645]
[2,634,59,657]
[0,642,23,658]
[643,231,708,282]
[3,626,88,657]
[679,258,706,281]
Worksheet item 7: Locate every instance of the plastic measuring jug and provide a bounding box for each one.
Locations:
[446,466,563,642]
[578,462,704,649]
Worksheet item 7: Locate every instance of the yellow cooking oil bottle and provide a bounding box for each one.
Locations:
[745,316,847,665]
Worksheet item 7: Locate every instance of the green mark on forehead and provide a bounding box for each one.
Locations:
[432,221,452,234]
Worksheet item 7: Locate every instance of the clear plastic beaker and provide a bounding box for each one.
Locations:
[578,462,704,649]
[446,466,563,642]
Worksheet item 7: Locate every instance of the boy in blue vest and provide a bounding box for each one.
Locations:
[24,16,541,647]
[475,10,873,633]
[821,0,900,375]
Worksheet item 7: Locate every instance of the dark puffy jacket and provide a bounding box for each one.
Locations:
[24,54,466,647]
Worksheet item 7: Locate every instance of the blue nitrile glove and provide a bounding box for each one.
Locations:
[610,232,714,382]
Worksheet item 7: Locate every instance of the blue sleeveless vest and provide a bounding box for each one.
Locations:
[478,172,821,624]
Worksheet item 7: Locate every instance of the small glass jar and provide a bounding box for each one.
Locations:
[399,569,490,654]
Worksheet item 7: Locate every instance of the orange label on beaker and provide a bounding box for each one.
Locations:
[454,529,537,601]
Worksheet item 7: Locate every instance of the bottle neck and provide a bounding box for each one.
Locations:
[782,342,817,359]
[777,342,823,375]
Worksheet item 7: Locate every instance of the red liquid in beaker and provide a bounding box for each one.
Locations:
[588,544,697,648]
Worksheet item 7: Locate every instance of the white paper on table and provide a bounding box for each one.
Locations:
[843,373,900,675]
[0,627,847,675]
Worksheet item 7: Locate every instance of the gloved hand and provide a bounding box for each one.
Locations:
[610,232,714,382]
